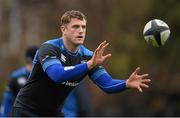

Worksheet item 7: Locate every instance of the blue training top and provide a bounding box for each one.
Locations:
[13,37,127,116]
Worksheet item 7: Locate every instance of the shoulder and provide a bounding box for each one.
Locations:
[38,37,64,53]
[79,45,93,57]
[42,37,63,49]
[38,38,62,54]
[10,67,29,79]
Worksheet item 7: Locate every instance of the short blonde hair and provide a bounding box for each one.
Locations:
[60,10,87,26]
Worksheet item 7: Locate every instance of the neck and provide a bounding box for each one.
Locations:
[62,37,79,53]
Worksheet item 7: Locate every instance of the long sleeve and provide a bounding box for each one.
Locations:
[45,63,89,83]
[93,73,127,94]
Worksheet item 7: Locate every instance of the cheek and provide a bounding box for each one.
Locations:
[71,31,79,38]
[65,30,73,36]
[68,29,75,34]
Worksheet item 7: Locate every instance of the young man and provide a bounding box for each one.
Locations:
[11,10,151,117]
[0,46,38,116]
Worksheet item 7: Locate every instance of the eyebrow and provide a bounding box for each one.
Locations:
[72,24,86,28]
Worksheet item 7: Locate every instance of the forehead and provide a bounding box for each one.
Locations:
[68,18,86,26]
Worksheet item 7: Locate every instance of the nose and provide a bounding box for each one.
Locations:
[79,26,84,33]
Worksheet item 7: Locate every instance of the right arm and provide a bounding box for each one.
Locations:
[40,41,110,84]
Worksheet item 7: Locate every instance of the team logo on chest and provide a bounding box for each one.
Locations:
[61,81,79,87]
[60,53,66,63]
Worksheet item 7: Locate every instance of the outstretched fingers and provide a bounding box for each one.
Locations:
[91,40,111,66]
[96,40,107,52]
[103,53,112,60]
[101,42,109,52]
[140,74,149,79]
[137,76,151,92]
[137,86,143,93]
[140,83,149,88]
[141,79,151,83]
[93,41,106,58]
[95,40,111,58]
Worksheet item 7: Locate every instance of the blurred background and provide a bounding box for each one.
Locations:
[0,0,180,116]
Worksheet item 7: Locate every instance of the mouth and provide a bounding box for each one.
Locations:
[76,36,83,39]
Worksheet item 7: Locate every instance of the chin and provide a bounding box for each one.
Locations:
[75,39,84,45]
[76,41,84,45]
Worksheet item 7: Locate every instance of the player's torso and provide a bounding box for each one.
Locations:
[14,38,92,114]
[31,38,87,88]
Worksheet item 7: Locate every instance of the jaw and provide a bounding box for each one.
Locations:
[73,37,85,45]
[63,37,84,52]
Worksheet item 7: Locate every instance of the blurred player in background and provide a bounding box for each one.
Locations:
[11,10,151,117]
[0,46,38,117]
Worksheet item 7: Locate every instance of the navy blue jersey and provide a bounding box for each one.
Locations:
[13,37,107,116]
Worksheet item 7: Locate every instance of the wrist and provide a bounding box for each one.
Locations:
[87,60,94,70]
[125,79,129,88]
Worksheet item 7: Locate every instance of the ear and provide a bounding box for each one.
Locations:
[60,25,66,33]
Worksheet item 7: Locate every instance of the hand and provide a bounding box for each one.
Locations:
[126,67,151,92]
[87,40,111,70]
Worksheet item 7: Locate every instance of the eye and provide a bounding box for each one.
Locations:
[72,25,80,29]
[82,25,86,29]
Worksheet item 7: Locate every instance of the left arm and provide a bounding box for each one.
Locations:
[87,40,151,93]
[89,66,150,93]
[88,67,127,94]
[93,73,127,94]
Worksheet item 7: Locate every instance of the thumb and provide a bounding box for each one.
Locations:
[134,67,140,75]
